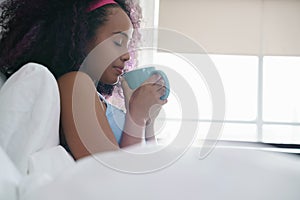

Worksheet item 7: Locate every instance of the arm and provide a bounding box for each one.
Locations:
[145,80,167,144]
[119,113,146,148]
[145,103,165,144]
[145,121,157,144]
[119,76,167,148]
[58,72,119,160]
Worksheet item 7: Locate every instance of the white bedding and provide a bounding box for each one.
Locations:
[21,144,300,200]
[0,63,74,200]
[0,63,60,174]
[0,145,75,200]
[0,146,20,200]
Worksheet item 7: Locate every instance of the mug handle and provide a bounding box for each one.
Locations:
[150,70,170,100]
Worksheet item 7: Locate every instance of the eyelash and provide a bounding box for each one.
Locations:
[114,41,122,47]
[114,38,123,47]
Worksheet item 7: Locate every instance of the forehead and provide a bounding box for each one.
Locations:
[100,7,133,36]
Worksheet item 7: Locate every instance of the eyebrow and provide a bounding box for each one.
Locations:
[112,31,129,38]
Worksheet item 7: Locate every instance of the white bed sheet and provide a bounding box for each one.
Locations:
[0,146,20,200]
[22,144,300,200]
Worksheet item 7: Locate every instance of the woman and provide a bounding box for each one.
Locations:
[0,0,167,160]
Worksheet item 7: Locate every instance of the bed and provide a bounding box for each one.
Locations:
[1,63,300,200]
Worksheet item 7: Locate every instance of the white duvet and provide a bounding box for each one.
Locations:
[21,144,300,200]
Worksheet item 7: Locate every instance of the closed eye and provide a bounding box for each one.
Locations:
[112,31,131,47]
[114,36,130,48]
[114,41,122,47]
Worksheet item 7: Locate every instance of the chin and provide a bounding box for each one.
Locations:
[103,77,119,86]
[111,78,119,85]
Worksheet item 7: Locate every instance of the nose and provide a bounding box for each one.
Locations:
[120,52,130,62]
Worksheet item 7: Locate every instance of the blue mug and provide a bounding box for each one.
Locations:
[123,67,170,100]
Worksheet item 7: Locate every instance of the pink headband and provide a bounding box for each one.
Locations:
[87,0,118,12]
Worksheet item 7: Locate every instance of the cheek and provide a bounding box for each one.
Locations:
[83,34,128,81]
[105,43,128,60]
[83,44,116,80]
[100,66,119,84]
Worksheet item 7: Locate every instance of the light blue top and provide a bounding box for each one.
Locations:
[98,93,125,144]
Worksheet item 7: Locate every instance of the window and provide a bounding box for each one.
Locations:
[153,53,300,145]
[138,0,300,145]
[263,56,300,144]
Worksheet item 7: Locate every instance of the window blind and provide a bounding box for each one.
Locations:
[158,0,300,56]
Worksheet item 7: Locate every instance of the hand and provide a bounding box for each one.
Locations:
[145,75,168,125]
[121,74,168,126]
[146,101,168,126]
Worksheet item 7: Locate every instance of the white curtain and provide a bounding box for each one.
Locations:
[159,0,300,56]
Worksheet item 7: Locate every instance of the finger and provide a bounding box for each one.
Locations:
[153,95,168,105]
[161,99,168,105]
[143,74,161,85]
[155,76,165,87]
[152,82,165,94]
[157,86,166,96]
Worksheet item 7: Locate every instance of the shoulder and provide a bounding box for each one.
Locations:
[57,71,99,106]
[58,71,92,84]
[57,71,95,91]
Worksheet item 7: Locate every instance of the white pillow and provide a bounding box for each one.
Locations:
[0,63,60,174]
[18,146,76,199]
[0,146,21,200]
[28,145,75,178]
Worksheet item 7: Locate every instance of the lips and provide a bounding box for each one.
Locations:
[113,66,124,75]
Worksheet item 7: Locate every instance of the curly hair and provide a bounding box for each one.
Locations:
[0,0,141,95]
